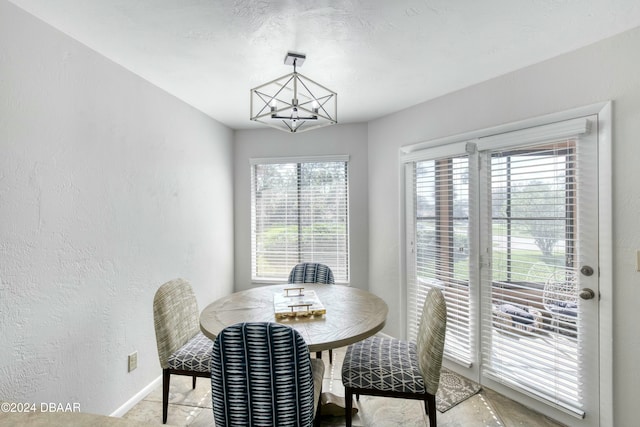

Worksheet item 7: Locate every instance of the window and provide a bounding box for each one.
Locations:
[251,157,349,282]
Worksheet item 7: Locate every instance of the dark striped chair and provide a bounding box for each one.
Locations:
[288,262,335,362]
[288,262,335,285]
[341,288,447,427]
[211,322,324,427]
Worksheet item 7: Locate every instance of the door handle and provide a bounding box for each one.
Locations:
[579,288,596,300]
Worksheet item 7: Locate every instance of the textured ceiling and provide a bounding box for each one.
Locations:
[9,0,640,129]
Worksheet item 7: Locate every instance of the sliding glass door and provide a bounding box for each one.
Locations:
[404,116,600,426]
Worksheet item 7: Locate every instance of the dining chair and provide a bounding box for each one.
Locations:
[153,278,212,424]
[288,262,335,285]
[341,288,447,427]
[211,322,325,427]
[288,262,335,362]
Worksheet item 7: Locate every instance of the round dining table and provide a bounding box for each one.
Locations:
[199,283,388,353]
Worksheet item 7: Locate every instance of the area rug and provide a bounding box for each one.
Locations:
[436,367,482,412]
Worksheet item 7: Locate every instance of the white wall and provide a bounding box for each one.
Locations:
[234,124,368,291]
[368,26,640,425]
[0,1,234,415]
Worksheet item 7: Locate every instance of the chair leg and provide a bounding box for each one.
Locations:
[316,351,322,359]
[345,387,353,427]
[162,369,170,424]
[426,393,437,427]
[192,375,196,389]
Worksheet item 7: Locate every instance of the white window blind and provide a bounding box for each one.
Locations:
[406,153,475,366]
[404,115,597,421]
[251,159,349,282]
[481,138,585,416]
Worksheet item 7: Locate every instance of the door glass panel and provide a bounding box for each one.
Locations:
[482,140,583,415]
[411,156,472,365]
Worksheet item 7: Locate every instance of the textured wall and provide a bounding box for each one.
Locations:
[368,26,640,426]
[0,1,234,415]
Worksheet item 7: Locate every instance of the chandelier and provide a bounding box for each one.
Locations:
[250,52,337,133]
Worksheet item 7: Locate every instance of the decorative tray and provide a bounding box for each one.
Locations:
[273,287,326,319]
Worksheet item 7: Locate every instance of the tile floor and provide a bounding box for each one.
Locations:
[123,347,566,426]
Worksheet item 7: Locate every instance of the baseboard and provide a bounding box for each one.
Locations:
[110,375,162,417]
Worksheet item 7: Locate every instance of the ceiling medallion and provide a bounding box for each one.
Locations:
[250,52,337,133]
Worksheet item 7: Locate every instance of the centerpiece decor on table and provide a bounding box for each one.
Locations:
[273,287,326,318]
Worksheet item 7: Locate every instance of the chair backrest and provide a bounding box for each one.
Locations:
[543,270,578,306]
[153,278,200,369]
[288,262,335,284]
[211,322,315,427]
[416,288,448,395]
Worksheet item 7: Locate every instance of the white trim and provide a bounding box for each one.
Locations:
[250,154,349,165]
[400,102,608,155]
[475,116,590,151]
[251,279,350,286]
[401,115,591,162]
[110,375,162,417]
[401,141,471,163]
[483,376,585,419]
[596,101,613,427]
[398,162,410,340]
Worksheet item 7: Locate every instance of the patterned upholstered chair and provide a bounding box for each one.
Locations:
[288,262,335,285]
[288,262,335,362]
[153,278,212,424]
[341,288,447,427]
[211,322,325,427]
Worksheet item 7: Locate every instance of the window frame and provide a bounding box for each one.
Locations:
[250,155,350,283]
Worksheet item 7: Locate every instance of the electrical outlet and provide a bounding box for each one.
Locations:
[128,351,138,372]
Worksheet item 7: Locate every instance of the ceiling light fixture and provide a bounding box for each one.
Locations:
[250,52,337,133]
